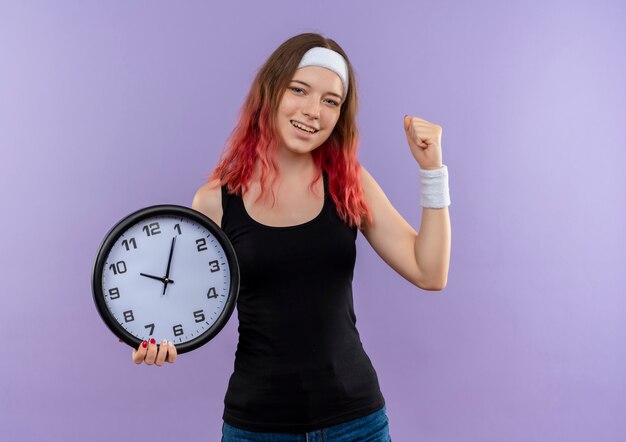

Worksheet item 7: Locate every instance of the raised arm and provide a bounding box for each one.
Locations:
[358,115,451,290]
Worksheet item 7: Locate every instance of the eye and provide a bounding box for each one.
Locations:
[290,87,304,94]
[325,99,339,106]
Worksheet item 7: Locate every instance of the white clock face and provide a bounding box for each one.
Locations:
[100,214,232,345]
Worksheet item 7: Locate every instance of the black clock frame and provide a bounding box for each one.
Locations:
[91,204,239,355]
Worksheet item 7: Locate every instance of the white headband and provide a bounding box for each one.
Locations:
[297,47,349,99]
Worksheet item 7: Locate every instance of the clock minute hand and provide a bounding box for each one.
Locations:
[163,236,177,295]
[165,236,176,279]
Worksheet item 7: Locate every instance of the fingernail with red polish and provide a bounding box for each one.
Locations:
[142,340,148,348]
[150,338,156,345]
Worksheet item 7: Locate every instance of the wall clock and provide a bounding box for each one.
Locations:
[92,205,239,354]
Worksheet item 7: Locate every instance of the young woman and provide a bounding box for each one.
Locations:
[129,33,451,441]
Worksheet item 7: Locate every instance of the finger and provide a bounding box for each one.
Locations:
[155,339,169,367]
[411,124,431,147]
[144,338,158,365]
[167,341,178,363]
[132,340,148,364]
[404,115,411,132]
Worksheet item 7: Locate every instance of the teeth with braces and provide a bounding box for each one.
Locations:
[291,120,317,133]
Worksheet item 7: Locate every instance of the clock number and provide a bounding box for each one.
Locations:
[145,323,155,336]
[193,310,205,323]
[123,310,134,322]
[109,287,120,300]
[143,222,161,236]
[109,261,127,275]
[174,224,182,234]
[207,287,218,299]
[121,238,137,251]
[173,324,184,337]
[209,260,220,272]
[196,238,207,252]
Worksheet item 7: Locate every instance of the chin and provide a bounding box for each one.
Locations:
[282,143,320,155]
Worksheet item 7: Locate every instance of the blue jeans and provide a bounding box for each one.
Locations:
[221,405,391,441]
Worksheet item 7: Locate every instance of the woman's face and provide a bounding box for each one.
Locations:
[274,66,344,156]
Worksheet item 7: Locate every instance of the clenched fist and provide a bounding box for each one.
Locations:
[404,115,444,171]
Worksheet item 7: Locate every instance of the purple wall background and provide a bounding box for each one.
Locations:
[1,1,624,441]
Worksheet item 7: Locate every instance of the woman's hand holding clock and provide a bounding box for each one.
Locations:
[118,337,178,366]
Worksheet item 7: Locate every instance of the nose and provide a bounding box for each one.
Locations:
[302,96,321,119]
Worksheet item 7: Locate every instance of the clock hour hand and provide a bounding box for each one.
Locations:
[163,236,177,295]
[140,272,175,284]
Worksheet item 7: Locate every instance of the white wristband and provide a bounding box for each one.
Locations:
[419,164,451,208]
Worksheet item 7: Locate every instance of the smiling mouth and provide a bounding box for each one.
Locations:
[290,120,318,134]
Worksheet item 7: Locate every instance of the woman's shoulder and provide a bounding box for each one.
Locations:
[191,178,223,228]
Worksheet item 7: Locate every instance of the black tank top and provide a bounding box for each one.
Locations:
[220,172,385,432]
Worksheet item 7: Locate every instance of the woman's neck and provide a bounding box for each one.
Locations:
[275,146,316,177]
[252,146,318,185]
